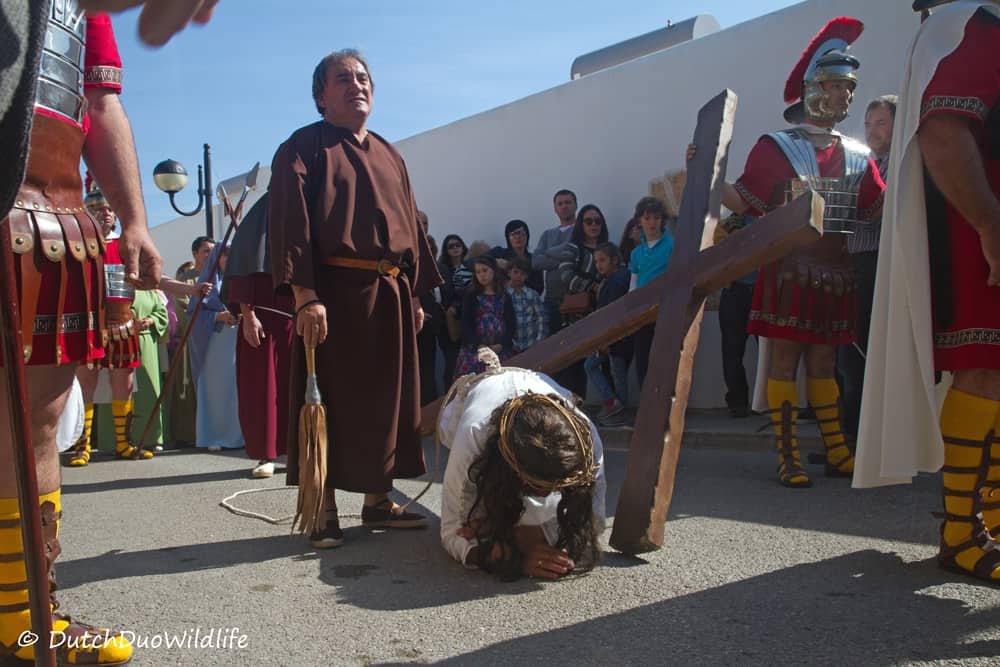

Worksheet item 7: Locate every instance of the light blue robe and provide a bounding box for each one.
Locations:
[187,245,244,450]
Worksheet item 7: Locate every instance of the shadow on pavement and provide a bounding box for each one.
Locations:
[61,465,258,494]
[378,550,1000,666]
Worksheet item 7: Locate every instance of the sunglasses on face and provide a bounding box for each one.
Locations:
[508,229,527,237]
[447,243,463,249]
[582,217,602,225]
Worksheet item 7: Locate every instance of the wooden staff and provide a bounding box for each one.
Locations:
[133,210,238,454]
[0,222,56,667]
[134,164,259,453]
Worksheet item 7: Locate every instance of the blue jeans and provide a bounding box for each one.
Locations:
[584,353,629,405]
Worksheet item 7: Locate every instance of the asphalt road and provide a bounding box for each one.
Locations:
[42,436,1000,666]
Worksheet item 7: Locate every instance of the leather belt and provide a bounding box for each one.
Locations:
[323,256,401,278]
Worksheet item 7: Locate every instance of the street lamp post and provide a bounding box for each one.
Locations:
[152,143,215,239]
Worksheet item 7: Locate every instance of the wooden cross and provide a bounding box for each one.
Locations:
[420,89,823,554]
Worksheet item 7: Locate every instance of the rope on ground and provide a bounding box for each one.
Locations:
[219,487,296,524]
[218,434,443,522]
[219,355,482,526]
[219,488,363,524]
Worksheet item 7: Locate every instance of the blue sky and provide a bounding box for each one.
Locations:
[111,0,799,227]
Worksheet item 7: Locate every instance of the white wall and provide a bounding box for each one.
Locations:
[393,0,916,408]
[151,0,918,407]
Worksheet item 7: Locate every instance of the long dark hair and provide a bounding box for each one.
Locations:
[471,255,503,295]
[466,394,601,581]
[571,204,609,247]
[438,234,468,267]
[618,217,639,265]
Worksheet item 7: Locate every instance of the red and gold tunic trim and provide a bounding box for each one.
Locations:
[921,8,1000,371]
[735,134,882,344]
[2,12,125,367]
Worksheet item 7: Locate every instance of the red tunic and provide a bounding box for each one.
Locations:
[736,133,884,344]
[921,9,1000,371]
[228,273,294,461]
[6,13,123,367]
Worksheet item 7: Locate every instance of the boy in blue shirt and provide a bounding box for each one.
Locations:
[629,196,674,386]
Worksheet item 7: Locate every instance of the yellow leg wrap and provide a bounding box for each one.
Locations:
[113,399,151,460]
[0,492,55,662]
[806,377,854,476]
[938,388,1000,583]
[983,411,1000,540]
[0,492,133,664]
[768,379,810,487]
[69,404,94,467]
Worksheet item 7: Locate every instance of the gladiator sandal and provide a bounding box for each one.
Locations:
[937,432,1000,583]
[766,379,810,488]
[67,403,94,467]
[68,437,91,467]
[936,389,1000,583]
[0,491,134,664]
[978,424,1000,542]
[806,378,854,477]
[113,402,152,460]
[770,401,812,488]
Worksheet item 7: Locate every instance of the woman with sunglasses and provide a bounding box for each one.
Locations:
[541,205,609,397]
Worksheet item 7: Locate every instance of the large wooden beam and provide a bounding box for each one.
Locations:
[608,89,736,553]
[419,87,823,558]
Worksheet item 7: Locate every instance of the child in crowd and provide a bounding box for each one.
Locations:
[585,243,633,426]
[450,240,491,306]
[629,196,674,387]
[454,255,515,378]
[506,258,546,354]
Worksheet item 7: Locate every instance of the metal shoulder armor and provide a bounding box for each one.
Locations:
[37,0,87,124]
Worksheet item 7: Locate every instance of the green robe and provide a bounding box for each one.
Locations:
[130,289,169,445]
[165,268,199,444]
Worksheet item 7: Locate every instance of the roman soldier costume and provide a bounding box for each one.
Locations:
[855,0,1000,584]
[734,17,884,488]
[0,2,135,662]
[67,176,148,467]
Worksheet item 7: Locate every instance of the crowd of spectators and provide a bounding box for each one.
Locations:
[422,189,676,427]
[66,187,680,475]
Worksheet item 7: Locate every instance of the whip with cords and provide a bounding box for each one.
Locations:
[218,344,506,526]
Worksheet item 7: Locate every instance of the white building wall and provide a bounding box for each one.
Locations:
[150,0,918,407]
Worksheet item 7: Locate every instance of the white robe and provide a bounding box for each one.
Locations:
[853,1,1000,488]
[437,367,607,567]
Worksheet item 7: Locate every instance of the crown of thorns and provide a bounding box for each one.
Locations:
[496,392,600,493]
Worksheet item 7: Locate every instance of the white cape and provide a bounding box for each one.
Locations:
[56,377,84,453]
[853,1,1000,487]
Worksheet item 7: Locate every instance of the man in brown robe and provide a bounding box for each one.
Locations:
[268,49,442,548]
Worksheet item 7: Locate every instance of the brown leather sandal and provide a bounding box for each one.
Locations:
[936,432,1000,583]
[811,401,855,477]
[767,401,811,488]
[361,499,428,529]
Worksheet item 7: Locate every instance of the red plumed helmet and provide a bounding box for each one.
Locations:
[783,17,864,124]
[784,17,864,103]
